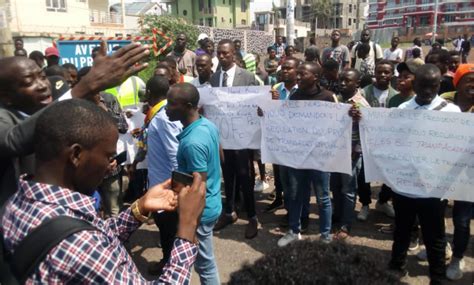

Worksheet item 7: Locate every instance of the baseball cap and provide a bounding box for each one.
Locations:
[44,47,59,58]
[396,58,424,74]
[47,76,70,100]
[453,64,474,87]
[197,33,209,43]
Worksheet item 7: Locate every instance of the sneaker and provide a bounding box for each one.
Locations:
[446,257,465,280]
[264,198,283,213]
[357,205,370,221]
[254,180,264,192]
[245,218,259,239]
[409,238,419,251]
[213,212,238,231]
[417,243,452,261]
[277,230,301,247]
[300,217,309,234]
[320,234,332,244]
[379,224,394,234]
[375,201,395,218]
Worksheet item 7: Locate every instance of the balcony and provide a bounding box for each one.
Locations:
[90,10,123,25]
[200,7,217,15]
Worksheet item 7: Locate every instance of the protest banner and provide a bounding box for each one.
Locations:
[199,86,271,150]
[360,108,474,202]
[259,100,353,175]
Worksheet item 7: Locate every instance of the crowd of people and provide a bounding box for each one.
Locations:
[0,27,472,285]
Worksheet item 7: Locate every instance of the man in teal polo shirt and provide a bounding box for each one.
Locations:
[166,83,221,285]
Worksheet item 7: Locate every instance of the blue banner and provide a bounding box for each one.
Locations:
[57,40,131,69]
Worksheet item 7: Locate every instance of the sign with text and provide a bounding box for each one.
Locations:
[260,100,353,174]
[199,86,271,150]
[57,40,131,69]
[360,108,474,202]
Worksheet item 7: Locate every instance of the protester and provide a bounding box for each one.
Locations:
[355,42,375,78]
[425,49,456,95]
[264,46,279,86]
[272,35,286,61]
[167,83,222,284]
[167,33,196,77]
[321,58,340,94]
[460,34,471,63]
[321,29,350,70]
[14,38,24,52]
[28,50,45,69]
[383,37,403,77]
[388,58,424,108]
[14,49,27,57]
[453,35,464,52]
[390,64,460,284]
[440,64,474,280]
[351,29,383,75]
[332,69,369,239]
[278,62,335,247]
[211,39,260,239]
[141,76,182,275]
[405,37,424,61]
[191,54,213,88]
[304,45,322,66]
[1,98,206,283]
[155,61,177,85]
[196,33,210,56]
[44,47,60,67]
[62,63,78,87]
[202,38,219,72]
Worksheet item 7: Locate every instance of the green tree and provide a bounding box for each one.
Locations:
[138,15,199,82]
[310,0,333,29]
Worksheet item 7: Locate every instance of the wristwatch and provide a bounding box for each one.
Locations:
[131,200,149,223]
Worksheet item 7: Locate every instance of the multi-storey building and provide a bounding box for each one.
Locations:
[169,0,251,28]
[367,0,474,36]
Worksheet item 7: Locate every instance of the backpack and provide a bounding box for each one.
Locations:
[0,216,96,284]
[354,41,379,63]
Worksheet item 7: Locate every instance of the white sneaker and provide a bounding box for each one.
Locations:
[375,201,395,218]
[277,230,302,247]
[254,180,264,192]
[357,205,370,221]
[446,257,465,280]
[417,243,452,261]
[262,181,269,190]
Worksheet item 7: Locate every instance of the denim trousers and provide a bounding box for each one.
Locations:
[195,219,220,285]
[331,156,362,231]
[287,168,331,237]
[452,201,473,259]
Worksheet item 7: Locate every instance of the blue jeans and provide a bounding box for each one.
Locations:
[287,168,331,237]
[331,156,361,231]
[452,201,473,259]
[195,219,220,285]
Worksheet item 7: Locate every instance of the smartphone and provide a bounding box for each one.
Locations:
[171,171,194,191]
[113,151,127,165]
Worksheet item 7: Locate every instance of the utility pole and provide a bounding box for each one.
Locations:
[286,0,296,46]
[0,0,14,57]
[432,0,439,44]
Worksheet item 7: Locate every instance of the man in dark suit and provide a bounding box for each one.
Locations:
[0,42,150,207]
[210,39,260,239]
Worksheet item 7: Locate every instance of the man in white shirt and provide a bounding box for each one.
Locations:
[351,29,383,75]
[383,37,403,77]
[191,54,213,88]
[390,64,460,284]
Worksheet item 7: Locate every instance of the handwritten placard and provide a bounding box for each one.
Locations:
[360,108,474,202]
[199,86,271,149]
[260,100,353,174]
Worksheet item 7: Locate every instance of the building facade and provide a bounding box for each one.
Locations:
[170,0,251,28]
[367,0,474,37]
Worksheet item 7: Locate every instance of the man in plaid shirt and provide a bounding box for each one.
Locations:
[1,99,205,284]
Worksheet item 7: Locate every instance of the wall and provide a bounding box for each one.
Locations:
[197,26,274,55]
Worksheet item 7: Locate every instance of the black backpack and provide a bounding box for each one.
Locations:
[0,216,96,284]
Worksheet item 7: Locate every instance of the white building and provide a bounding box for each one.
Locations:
[6,0,135,53]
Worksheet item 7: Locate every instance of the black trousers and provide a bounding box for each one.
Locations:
[357,158,392,205]
[273,164,283,200]
[222,149,256,218]
[153,211,178,261]
[391,192,446,283]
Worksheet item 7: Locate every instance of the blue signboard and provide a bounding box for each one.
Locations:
[57,40,131,69]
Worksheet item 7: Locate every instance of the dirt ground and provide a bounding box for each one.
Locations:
[126,170,474,285]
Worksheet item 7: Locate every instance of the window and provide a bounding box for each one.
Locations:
[241,19,246,25]
[241,0,247,12]
[199,18,205,25]
[348,18,351,25]
[223,0,225,3]
[222,17,225,22]
[229,0,232,5]
[230,18,232,23]
[46,0,67,12]
[183,10,187,16]
[208,18,214,27]
[349,4,352,13]
[199,0,205,11]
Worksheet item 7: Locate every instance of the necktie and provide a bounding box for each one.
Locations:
[222,72,228,87]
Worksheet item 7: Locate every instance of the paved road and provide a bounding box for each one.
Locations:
[127,175,474,285]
